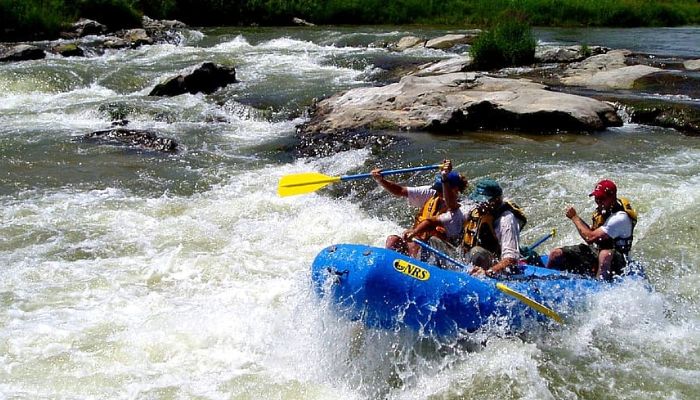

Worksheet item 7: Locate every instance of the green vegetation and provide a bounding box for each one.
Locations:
[469,15,537,70]
[2,0,700,41]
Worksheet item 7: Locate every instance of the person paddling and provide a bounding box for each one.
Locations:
[462,179,528,277]
[546,179,638,280]
[371,160,468,258]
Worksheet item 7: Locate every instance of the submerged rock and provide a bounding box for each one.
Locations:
[82,128,178,153]
[300,72,621,136]
[295,130,399,158]
[632,71,700,99]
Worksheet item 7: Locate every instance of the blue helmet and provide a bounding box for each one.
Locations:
[431,172,466,192]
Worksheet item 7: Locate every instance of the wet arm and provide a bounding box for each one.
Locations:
[372,168,408,197]
[568,207,609,243]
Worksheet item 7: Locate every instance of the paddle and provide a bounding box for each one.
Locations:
[413,239,564,324]
[519,229,556,266]
[525,229,557,252]
[277,164,442,197]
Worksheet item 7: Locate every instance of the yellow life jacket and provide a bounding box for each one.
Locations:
[413,194,447,240]
[591,197,637,253]
[462,201,527,256]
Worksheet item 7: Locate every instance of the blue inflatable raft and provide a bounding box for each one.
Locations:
[311,244,643,336]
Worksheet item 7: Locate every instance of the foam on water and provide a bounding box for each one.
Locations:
[0,149,400,398]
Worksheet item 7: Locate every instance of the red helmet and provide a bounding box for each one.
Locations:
[589,179,617,198]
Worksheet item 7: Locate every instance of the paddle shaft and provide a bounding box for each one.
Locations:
[340,164,442,182]
[526,229,557,252]
[413,239,563,323]
[413,239,468,271]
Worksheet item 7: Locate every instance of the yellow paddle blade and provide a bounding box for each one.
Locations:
[277,172,342,197]
[495,282,563,323]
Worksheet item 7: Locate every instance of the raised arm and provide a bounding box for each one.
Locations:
[566,206,609,243]
[371,168,408,197]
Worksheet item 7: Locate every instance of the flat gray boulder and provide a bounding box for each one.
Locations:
[425,34,474,49]
[392,36,425,51]
[561,49,662,89]
[411,56,472,76]
[301,72,621,135]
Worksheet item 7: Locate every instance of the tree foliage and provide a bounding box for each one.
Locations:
[2,0,699,41]
[469,15,537,70]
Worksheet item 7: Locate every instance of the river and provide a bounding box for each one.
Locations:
[0,26,698,399]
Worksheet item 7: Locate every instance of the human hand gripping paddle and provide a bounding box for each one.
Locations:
[277,164,442,197]
[519,229,557,264]
[413,238,564,324]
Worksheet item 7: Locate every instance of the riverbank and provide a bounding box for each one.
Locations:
[3,0,700,41]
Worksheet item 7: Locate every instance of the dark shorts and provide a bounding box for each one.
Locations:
[555,244,626,277]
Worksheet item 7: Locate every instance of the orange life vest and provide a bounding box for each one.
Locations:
[413,194,447,240]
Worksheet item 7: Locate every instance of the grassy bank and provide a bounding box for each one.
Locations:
[2,0,700,41]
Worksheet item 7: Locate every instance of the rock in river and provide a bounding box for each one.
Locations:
[149,62,237,97]
[300,72,622,136]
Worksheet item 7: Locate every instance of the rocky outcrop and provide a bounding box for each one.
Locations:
[60,18,108,39]
[301,72,621,135]
[615,100,700,136]
[0,44,45,62]
[82,127,178,153]
[391,31,480,51]
[1,16,186,62]
[149,62,237,96]
[561,50,662,89]
[535,45,608,63]
[121,29,154,47]
[141,16,186,45]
